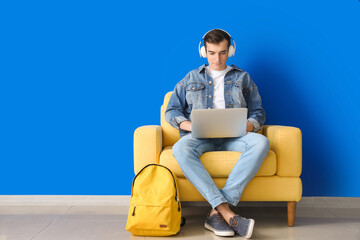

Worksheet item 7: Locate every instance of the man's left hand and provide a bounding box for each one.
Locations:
[246,121,254,133]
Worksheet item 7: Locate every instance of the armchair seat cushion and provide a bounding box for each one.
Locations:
[159,146,277,178]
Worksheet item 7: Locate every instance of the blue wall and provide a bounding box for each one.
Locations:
[1,0,359,196]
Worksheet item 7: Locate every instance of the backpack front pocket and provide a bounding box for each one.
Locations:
[127,203,172,231]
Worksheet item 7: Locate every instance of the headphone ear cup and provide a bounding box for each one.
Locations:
[228,45,235,57]
[200,46,207,58]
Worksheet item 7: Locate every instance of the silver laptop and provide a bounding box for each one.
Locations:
[191,108,248,138]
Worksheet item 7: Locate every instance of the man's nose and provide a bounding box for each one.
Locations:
[215,54,220,61]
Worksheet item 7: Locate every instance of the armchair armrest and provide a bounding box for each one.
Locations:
[133,125,163,175]
[262,125,302,177]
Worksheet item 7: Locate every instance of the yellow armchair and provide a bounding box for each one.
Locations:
[134,92,302,226]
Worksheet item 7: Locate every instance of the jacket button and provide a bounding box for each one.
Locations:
[209,81,212,84]
[209,95,213,99]
[192,87,195,90]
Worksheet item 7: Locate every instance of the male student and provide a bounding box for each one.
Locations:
[165,29,270,238]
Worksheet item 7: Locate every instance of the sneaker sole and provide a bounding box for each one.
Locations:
[204,223,235,237]
[244,219,255,239]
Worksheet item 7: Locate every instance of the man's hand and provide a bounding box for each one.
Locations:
[246,121,254,133]
[179,120,192,132]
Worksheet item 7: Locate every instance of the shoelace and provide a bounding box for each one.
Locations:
[215,212,225,222]
[230,216,240,228]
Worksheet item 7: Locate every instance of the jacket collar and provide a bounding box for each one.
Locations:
[197,64,243,73]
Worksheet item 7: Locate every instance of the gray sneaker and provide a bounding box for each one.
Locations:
[229,215,255,239]
[204,212,235,237]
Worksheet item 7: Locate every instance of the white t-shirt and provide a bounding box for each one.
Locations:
[206,66,233,109]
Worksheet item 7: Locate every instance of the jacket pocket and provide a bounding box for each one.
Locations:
[186,82,205,91]
[185,82,205,105]
[232,81,247,108]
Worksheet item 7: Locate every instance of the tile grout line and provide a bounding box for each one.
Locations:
[324,208,340,218]
[29,205,74,240]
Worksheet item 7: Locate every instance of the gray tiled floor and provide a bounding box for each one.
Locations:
[0,205,359,240]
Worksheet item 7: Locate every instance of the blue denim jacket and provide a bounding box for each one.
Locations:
[165,64,266,137]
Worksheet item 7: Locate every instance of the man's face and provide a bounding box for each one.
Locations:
[205,39,229,71]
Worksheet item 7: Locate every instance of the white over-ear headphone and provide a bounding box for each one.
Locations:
[198,29,236,58]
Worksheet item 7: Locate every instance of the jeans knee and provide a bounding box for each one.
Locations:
[258,135,270,153]
[250,134,270,153]
[262,135,270,150]
[172,139,196,164]
[172,141,184,160]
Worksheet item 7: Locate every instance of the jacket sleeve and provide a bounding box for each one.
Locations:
[165,80,189,130]
[244,73,266,132]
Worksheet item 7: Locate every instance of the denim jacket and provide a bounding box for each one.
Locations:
[165,64,266,137]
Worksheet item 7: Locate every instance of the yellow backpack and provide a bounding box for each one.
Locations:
[126,164,183,236]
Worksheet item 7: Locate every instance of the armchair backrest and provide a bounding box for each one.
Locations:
[161,92,180,147]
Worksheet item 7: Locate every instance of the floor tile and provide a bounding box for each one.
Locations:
[0,206,70,240]
[32,206,130,240]
[325,208,360,232]
[1,205,360,240]
[0,205,70,215]
[326,208,360,219]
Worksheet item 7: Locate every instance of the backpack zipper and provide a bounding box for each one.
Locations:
[176,196,180,211]
[132,204,136,216]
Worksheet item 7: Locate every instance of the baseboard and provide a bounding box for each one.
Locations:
[0,196,359,208]
[297,197,360,208]
[184,197,360,208]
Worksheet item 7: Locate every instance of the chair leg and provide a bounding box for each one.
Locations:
[287,201,296,226]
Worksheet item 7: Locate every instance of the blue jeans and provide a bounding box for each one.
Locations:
[172,132,270,209]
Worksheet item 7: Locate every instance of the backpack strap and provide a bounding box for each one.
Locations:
[181,217,186,227]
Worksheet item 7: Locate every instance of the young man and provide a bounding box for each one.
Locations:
[165,29,270,238]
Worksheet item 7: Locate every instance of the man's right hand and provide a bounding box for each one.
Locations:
[179,120,192,132]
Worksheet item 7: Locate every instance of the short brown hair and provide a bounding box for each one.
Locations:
[204,29,231,50]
